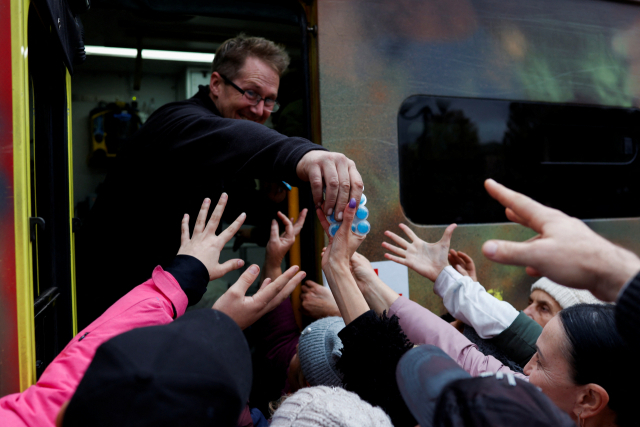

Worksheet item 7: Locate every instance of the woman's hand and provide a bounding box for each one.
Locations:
[263,209,308,280]
[448,250,478,281]
[316,198,366,271]
[382,223,457,282]
[316,198,370,324]
[177,194,246,281]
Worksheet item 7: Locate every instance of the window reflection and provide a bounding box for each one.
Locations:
[398,96,640,224]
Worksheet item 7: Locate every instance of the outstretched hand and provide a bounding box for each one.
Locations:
[213,264,306,329]
[316,198,366,269]
[316,198,370,324]
[177,194,246,281]
[448,250,478,281]
[482,179,640,301]
[383,223,457,282]
[265,209,308,266]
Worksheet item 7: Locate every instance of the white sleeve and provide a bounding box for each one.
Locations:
[433,266,519,339]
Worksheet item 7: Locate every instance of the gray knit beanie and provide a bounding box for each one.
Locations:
[298,317,345,387]
[270,386,393,427]
[531,277,605,309]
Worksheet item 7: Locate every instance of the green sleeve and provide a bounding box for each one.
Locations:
[489,311,542,367]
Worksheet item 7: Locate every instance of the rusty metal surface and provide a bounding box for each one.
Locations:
[317,0,640,313]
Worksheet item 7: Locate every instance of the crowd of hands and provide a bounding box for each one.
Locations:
[178,178,640,333]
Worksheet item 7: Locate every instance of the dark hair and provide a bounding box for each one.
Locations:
[211,34,290,79]
[559,304,633,426]
[336,311,417,427]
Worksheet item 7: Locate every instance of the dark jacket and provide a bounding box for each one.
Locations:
[616,271,640,349]
[76,86,325,328]
[489,311,542,367]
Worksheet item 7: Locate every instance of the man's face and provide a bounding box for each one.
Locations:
[209,56,279,124]
[523,289,562,327]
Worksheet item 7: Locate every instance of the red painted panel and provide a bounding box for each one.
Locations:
[0,0,21,396]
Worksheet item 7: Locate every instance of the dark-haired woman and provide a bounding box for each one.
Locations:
[356,268,632,426]
[525,304,630,427]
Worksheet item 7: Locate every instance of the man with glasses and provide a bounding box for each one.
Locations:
[76,35,364,328]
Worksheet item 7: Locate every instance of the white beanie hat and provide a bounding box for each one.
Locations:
[530,277,605,309]
[270,386,393,427]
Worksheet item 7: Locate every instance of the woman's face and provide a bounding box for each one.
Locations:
[524,289,563,327]
[523,316,580,419]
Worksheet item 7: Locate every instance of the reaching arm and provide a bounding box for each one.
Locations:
[434,267,519,339]
[382,223,457,282]
[388,296,527,380]
[261,209,307,282]
[481,179,640,302]
[316,199,370,325]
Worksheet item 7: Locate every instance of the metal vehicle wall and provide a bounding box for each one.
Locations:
[316,0,640,312]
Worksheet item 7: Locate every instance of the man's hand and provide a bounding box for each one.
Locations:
[212,264,306,330]
[383,224,457,282]
[300,280,341,319]
[448,250,478,281]
[481,179,640,302]
[177,194,246,281]
[263,209,308,281]
[296,151,364,221]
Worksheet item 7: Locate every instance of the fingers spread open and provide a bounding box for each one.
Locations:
[384,253,408,266]
[270,219,280,240]
[277,211,292,230]
[253,265,301,309]
[440,223,458,244]
[180,214,190,247]
[218,212,247,243]
[382,241,406,257]
[205,193,229,235]
[293,209,308,233]
[230,264,261,294]
[398,223,419,242]
[194,198,212,235]
[217,258,245,277]
[384,230,410,249]
[267,271,306,312]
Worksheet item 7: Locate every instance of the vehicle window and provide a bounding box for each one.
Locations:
[397,95,640,225]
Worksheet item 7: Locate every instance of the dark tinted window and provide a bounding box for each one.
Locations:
[397,96,640,225]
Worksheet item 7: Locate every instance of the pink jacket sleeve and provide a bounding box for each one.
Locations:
[388,296,527,380]
[0,266,189,427]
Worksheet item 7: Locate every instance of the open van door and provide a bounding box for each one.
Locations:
[0,0,83,395]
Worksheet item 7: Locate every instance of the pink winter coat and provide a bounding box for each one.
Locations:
[388,296,528,379]
[0,266,188,427]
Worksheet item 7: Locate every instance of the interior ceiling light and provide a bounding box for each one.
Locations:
[85,46,214,63]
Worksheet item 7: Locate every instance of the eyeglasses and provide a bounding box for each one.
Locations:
[219,73,280,113]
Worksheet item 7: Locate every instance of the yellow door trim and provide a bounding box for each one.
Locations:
[66,69,78,336]
[12,0,36,391]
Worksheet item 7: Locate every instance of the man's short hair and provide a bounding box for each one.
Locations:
[211,34,290,79]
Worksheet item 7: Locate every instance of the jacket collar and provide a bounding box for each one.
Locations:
[194,85,222,117]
